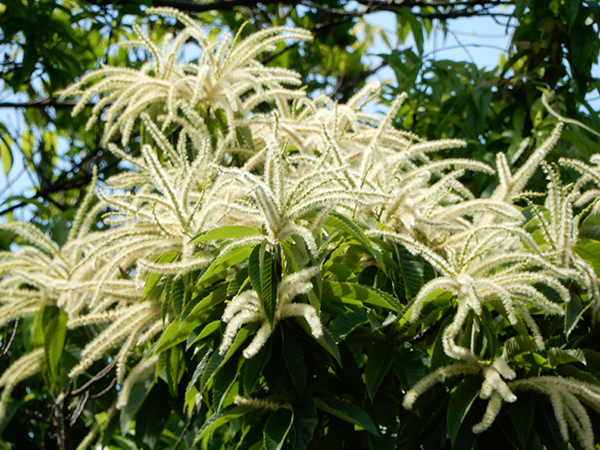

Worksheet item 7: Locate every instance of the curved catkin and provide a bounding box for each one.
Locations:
[0,348,45,420]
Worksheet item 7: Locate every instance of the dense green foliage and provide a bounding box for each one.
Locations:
[1,2,600,450]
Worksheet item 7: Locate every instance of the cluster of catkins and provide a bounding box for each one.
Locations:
[1,8,600,449]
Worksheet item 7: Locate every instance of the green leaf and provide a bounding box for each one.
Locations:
[248,245,263,295]
[556,364,600,387]
[195,245,254,293]
[324,212,383,267]
[228,267,249,297]
[579,213,600,241]
[143,251,178,297]
[368,394,399,450]
[447,376,482,445]
[248,244,279,327]
[243,342,271,394]
[0,135,13,176]
[548,348,586,367]
[264,408,294,450]
[194,405,255,445]
[314,397,379,436]
[189,225,260,244]
[120,378,153,435]
[213,357,238,411]
[322,280,400,312]
[401,11,424,55]
[393,242,423,300]
[564,293,584,337]
[261,250,278,327]
[236,124,255,152]
[283,330,306,393]
[574,239,600,277]
[153,286,226,355]
[20,130,35,160]
[393,343,425,391]
[504,335,538,359]
[511,394,534,449]
[187,320,221,349]
[41,306,67,390]
[290,397,318,450]
[186,349,213,398]
[365,341,394,400]
[169,278,185,319]
[327,311,368,343]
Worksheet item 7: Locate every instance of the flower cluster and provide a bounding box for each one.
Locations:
[0,8,599,450]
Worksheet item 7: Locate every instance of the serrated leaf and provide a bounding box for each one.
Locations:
[283,330,305,392]
[548,348,586,367]
[574,239,600,277]
[290,397,318,450]
[368,394,399,450]
[186,349,213,397]
[243,342,270,394]
[187,320,221,349]
[193,405,255,445]
[228,267,249,297]
[504,335,537,359]
[213,357,238,411]
[511,394,534,449]
[365,341,393,400]
[327,311,367,343]
[447,377,482,445]
[153,286,226,355]
[393,242,423,300]
[195,245,254,294]
[565,293,583,337]
[556,364,600,387]
[248,244,278,326]
[120,378,153,435]
[264,408,293,450]
[393,343,425,391]
[169,278,185,319]
[324,212,383,267]
[143,251,178,297]
[322,280,400,312]
[236,124,255,152]
[189,225,260,244]
[261,250,278,327]
[314,397,378,436]
[42,306,67,374]
[579,213,600,241]
[248,244,262,294]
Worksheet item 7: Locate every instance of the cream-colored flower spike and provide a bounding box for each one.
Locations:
[369,225,574,360]
[510,376,600,450]
[61,7,311,145]
[219,267,322,358]
[218,118,384,255]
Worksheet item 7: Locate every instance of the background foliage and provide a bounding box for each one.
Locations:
[1,1,600,449]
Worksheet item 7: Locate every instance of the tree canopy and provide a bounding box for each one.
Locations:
[1,1,600,450]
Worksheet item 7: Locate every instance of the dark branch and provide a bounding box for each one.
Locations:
[0,98,90,109]
[147,0,513,19]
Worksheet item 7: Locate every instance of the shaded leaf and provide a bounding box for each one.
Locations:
[264,408,293,450]
[314,397,378,436]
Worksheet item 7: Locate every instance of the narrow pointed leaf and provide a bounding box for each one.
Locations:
[365,341,394,400]
[189,225,260,244]
[264,408,294,450]
[447,376,482,445]
[314,397,379,436]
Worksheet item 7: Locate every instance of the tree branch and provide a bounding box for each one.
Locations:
[0,98,90,109]
[146,0,513,19]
